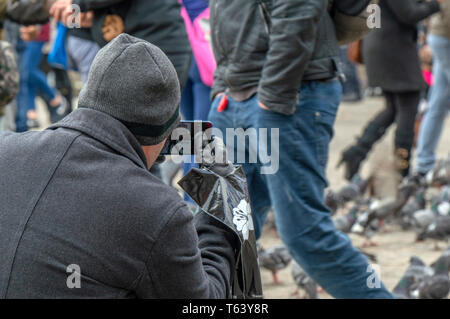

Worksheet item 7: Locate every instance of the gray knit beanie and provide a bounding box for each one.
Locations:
[78,33,181,146]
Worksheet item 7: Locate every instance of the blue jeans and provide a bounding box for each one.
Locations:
[416,35,450,174]
[209,79,392,298]
[209,94,272,237]
[16,41,56,132]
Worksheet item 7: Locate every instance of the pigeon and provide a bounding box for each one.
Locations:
[410,209,437,231]
[392,256,433,299]
[351,198,398,246]
[368,197,402,222]
[291,262,318,299]
[430,186,450,217]
[428,158,450,187]
[333,204,361,233]
[263,211,278,235]
[417,273,450,299]
[417,249,450,299]
[430,247,450,272]
[258,244,292,284]
[351,208,381,247]
[417,216,450,249]
[325,189,340,216]
[324,175,372,214]
[397,174,426,207]
[392,275,416,299]
[398,188,427,221]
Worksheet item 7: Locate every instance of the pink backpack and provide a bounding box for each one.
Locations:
[180,6,216,87]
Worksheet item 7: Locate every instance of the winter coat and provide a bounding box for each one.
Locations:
[362,0,440,92]
[0,108,238,298]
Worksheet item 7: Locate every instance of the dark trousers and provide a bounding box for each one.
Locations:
[372,91,421,151]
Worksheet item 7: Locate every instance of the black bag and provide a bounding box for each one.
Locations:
[5,0,49,26]
[179,166,264,299]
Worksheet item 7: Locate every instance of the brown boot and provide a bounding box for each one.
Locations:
[395,148,411,178]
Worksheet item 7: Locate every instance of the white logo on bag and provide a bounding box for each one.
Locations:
[232,200,254,240]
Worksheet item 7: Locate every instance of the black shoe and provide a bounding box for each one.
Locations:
[337,147,365,181]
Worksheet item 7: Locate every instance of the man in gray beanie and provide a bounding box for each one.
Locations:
[0,34,239,298]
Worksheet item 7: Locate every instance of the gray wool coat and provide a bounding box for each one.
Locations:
[0,108,237,299]
[362,0,441,92]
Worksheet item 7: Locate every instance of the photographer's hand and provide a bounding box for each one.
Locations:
[194,133,234,177]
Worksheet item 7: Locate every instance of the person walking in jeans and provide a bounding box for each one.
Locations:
[208,0,392,298]
[415,0,450,175]
[16,24,67,132]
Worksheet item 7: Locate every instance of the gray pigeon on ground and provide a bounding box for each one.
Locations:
[351,199,396,246]
[333,204,361,233]
[324,175,372,214]
[430,186,450,217]
[291,261,318,299]
[258,244,292,284]
[410,209,437,231]
[398,188,427,224]
[417,216,450,248]
[392,256,433,299]
[428,158,450,187]
[417,249,450,299]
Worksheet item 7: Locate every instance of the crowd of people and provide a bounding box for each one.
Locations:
[0,0,449,299]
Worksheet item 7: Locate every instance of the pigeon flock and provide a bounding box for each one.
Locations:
[257,155,450,299]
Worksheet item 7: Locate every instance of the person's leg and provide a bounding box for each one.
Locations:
[339,46,362,102]
[257,79,392,298]
[339,92,397,180]
[208,94,272,240]
[26,42,57,103]
[52,67,73,113]
[191,60,212,121]
[393,91,421,177]
[16,40,32,132]
[66,35,100,84]
[180,69,194,121]
[416,35,450,174]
